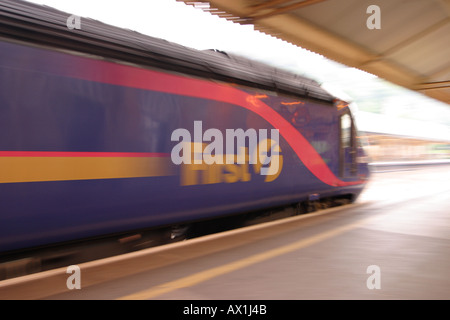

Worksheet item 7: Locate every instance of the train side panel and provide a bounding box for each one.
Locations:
[0,40,366,253]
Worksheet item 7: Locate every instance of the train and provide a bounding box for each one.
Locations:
[0,1,370,267]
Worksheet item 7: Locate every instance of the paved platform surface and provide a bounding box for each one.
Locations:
[1,165,449,300]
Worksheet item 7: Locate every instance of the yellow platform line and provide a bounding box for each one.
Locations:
[118,215,374,300]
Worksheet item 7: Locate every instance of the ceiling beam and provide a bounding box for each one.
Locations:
[415,80,450,91]
[248,0,327,20]
[428,62,450,80]
[381,17,450,58]
[249,0,294,12]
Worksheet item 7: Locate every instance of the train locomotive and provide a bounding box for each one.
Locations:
[0,1,370,262]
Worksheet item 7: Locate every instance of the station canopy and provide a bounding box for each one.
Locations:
[179,0,450,105]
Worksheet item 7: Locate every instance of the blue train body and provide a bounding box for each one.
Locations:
[0,1,369,254]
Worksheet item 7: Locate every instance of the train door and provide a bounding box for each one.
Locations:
[339,112,357,178]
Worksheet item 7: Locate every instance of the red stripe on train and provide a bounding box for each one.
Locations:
[27,56,364,187]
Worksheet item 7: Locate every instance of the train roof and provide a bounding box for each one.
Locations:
[0,0,335,103]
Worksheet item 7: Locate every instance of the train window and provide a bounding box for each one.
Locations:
[340,112,357,177]
[341,113,352,149]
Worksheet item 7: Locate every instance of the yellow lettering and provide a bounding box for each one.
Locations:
[180,141,282,186]
[223,164,239,183]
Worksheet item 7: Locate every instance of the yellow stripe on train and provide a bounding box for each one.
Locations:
[0,156,175,183]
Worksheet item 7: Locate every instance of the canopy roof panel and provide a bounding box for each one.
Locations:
[179,0,450,105]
